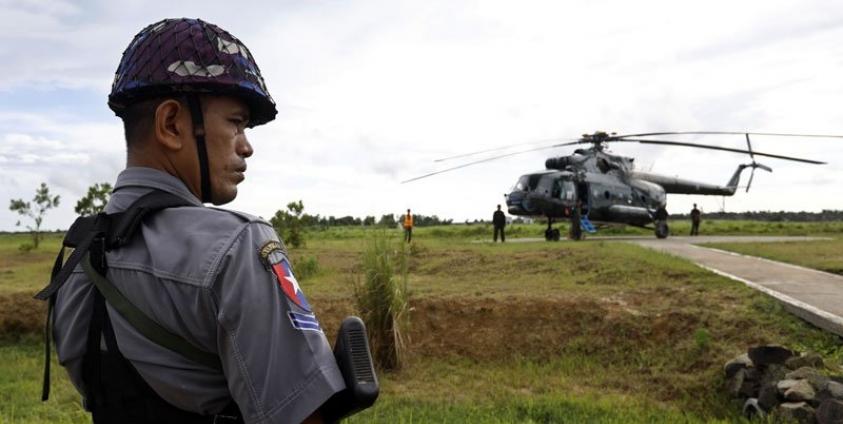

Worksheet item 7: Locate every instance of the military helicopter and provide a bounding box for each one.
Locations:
[404,131,835,240]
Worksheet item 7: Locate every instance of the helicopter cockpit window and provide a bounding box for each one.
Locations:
[513,175,532,191]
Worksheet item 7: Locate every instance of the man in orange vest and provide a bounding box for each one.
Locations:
[403,209,414,243]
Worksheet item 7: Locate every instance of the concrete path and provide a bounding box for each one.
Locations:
[630,236,843,337]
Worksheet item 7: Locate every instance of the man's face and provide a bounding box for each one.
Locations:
[202,96,253,205]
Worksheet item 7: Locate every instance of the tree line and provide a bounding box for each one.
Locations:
[11,182,843,251]
[671,210,843,222]
[299,213,453,228]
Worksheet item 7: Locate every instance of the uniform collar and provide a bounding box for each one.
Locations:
[113,167,204,206]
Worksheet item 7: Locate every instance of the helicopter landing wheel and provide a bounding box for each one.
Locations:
[655,221,669,239]
[545,218,560,241]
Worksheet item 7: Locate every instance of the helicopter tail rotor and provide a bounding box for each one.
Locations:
[743,133,772,192]
[745,162,772,192]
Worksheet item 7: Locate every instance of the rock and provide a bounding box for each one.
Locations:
[828,382,843,400]
[777,402,816,423]
[745,366,762,383]
[788,367,832,392]
[759,382,782,411]
[780,379,801,393]
[808,353,825,369]
[762,364,789,386]
[789,367,825,380]
[749,345,796,367]
[817,399,843,424]
[728,368,747,397]
[788,352,825,370]
[740,377,760,398]
[726,353,754,378]
[786,380,817,403]
[743,398,765,418]
[813,376,833,393]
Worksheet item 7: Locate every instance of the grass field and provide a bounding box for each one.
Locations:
[705,238,843,276]
[2,222,843,423]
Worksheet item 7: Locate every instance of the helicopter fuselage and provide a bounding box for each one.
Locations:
[506,169,666,228]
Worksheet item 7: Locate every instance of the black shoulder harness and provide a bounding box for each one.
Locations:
[34,189,211,401]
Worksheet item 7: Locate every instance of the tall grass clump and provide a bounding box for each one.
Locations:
[352,232,410,370]
[292,255,320,281]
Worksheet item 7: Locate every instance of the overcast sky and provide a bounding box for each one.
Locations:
[2,0,843,231]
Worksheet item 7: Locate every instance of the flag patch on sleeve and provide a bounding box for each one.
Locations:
[261,240,321,331]
[271,259,312,312]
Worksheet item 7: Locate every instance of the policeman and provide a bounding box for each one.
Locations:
[492,204,506,242]
[690,203,701,236]
[46,19,345,423]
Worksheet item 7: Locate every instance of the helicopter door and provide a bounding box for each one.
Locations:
[576,182,590,213]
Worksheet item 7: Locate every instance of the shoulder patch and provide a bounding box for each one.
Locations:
[258,240,287,267]
[271,258,312,313]
[260,240,320,331]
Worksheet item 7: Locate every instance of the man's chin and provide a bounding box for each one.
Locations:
[211,187,237,205]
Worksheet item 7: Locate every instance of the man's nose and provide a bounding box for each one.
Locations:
[238,136,254,158]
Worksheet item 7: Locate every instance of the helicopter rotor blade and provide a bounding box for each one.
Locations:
[402,140,586,183]
[615,131,843,139]
[746,167,755,193]
[433,137,581,163]
[613,138,826,164]
[745,133,755,161]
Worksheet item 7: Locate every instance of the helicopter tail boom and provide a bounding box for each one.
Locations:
[629,162,770,196]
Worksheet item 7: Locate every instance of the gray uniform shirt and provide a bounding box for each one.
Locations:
[53,167,345,424]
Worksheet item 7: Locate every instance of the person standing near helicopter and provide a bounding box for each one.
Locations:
[690,203,702,236]
[403,209,414,243]
[492,204,506,242]
[569,199,583,240]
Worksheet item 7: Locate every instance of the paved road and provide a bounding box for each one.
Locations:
[630,236,843,337]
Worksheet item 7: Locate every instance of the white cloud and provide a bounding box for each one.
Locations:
[1,0,843,231]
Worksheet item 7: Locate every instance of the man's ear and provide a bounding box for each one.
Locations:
[154,99,189,151]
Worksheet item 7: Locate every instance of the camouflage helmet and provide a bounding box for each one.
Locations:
[109,18,277,127]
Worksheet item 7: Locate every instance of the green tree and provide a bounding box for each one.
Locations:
[74,182,113,216]
[270,200,306,248]
[9,182,61,249]
[378,214,396,227]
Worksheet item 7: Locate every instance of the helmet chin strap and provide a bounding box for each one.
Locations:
[185,95,212,203]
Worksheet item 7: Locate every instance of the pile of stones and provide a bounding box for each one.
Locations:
[725,345,843,423]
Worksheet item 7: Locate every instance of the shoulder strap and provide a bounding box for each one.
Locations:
[35,190,192,301]
[80,252,222,371]
[37,189,195,401]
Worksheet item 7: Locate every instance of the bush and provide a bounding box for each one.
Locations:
[693,328,711,351]
[292,255,320,281]
[351,232,410,370]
